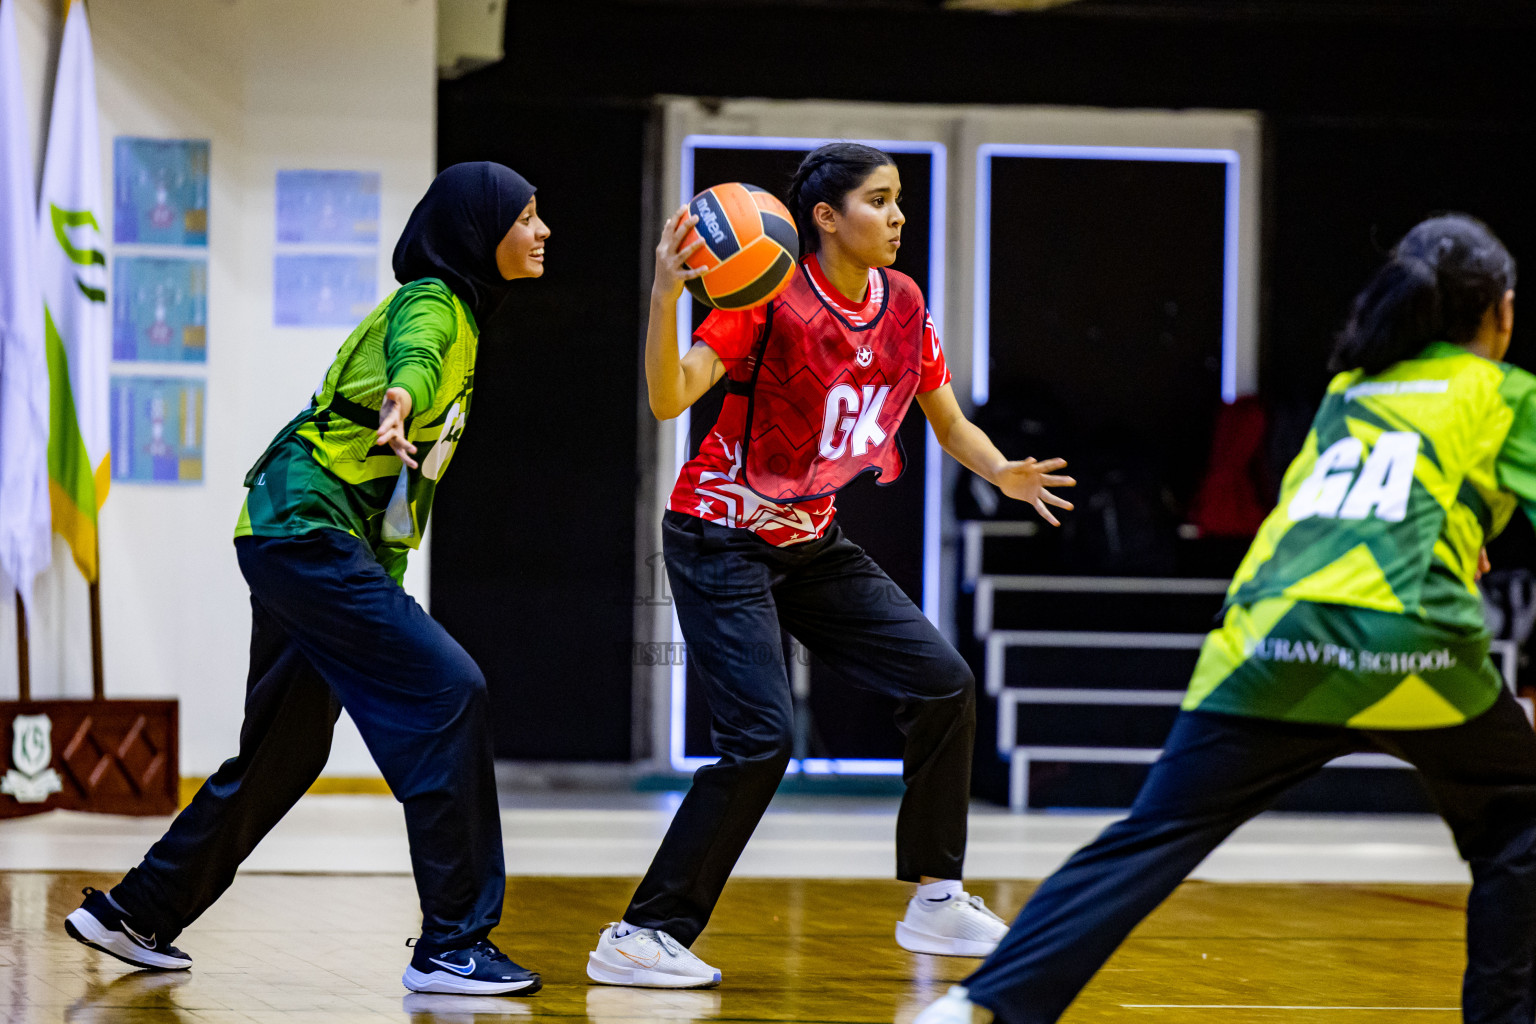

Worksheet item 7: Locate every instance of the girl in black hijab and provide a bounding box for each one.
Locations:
[66,163,550,998]
[394,160,540,324]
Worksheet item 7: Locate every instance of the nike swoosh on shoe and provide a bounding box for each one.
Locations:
[618,949,662,969]
[122,922,158,949]
[428,956,477,976]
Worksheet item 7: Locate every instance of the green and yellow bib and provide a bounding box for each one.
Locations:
[1186,342,1536,727]
[235,279,477,581]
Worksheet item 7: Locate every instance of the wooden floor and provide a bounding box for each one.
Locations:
[1,872,1471,1023]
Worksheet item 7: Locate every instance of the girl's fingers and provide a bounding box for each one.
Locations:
[1036,458,1068,471]
[661,219,700,261]
[391,439,418,469]
[1041,474,1076,488]
[1042,491,1074,510]
[1032,498,1061,527]
[376,418,419,470]
[660,239,706,282]
[657,209,694,252]
[673,214,699,244]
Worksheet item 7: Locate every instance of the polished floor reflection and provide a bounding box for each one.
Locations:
[4,872,1467,1022]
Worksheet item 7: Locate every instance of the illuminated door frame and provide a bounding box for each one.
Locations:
[972,143,1243,406]
[670,133,948,775]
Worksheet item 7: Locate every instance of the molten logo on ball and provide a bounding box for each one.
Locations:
[695,198,728,246]
[682,182,800,312]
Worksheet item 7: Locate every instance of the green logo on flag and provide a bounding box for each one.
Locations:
[50,203,106,302]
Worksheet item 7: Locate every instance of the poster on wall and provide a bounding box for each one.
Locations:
[273,253,376,326]
[111,256,207,362]
[113,137,210,246]
[109,376,205,483]
[276,170,380,244]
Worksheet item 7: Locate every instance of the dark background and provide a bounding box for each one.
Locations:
[431,0,1536,763]
[975,155,1229,578]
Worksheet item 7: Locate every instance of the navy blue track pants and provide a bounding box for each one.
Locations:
[964,690,1536,1024]
[112,531,505,954]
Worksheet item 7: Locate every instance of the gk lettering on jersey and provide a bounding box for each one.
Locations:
[728,264,924,502]
[1287,431,1421,523]
[819,384,891,459]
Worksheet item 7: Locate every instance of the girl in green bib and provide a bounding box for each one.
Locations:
[67,163,550,998]
[920,215,1536,1024]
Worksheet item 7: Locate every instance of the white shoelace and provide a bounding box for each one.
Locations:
[612,925,691,963]
[963,894,1005,924]
[653,930,685,958]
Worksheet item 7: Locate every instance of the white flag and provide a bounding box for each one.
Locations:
[37,0,109,583]
[0,0,52,609]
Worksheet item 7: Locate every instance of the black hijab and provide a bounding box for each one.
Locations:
[392,162,536,325]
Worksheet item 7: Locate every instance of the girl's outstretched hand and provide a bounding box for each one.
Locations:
[651,205,707,304]
[377,386,418,469]
[996,457,1075,526]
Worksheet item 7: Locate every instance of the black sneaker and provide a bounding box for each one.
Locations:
[64,888,192,971]
[401,939,541,995]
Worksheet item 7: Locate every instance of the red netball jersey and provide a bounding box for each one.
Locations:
[670,255,951,546]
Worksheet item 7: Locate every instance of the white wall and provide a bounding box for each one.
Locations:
[0,0,438,777]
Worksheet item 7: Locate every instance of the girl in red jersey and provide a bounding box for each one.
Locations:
[586,143,1074,988]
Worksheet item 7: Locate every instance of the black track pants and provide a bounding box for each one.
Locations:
[964,691,1536,1024]
[624,511,976,946]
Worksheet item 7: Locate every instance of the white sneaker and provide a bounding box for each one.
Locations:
[586,924,722,989]
[913,986,994,1024]
[896,891,1008,957]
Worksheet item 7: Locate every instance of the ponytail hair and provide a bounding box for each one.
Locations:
[1331,213,1516,375]
[786,143,895,255]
